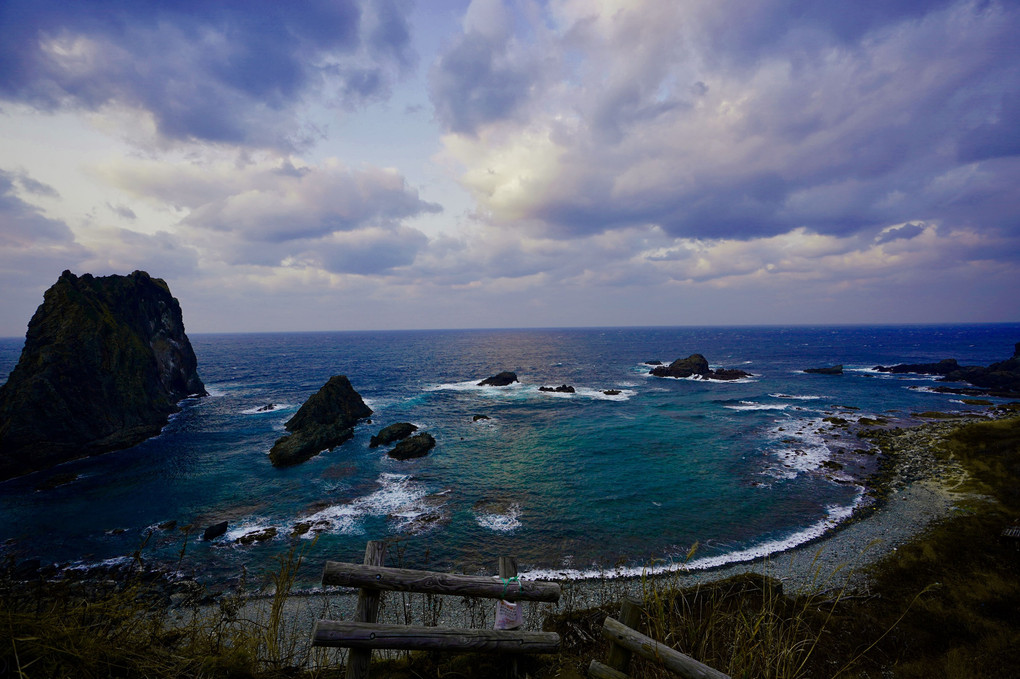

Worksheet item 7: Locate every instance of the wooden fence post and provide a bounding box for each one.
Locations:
[346,540,387,679]
[498,556,519,679]
[589,596,642,679]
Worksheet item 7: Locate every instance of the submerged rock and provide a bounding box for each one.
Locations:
[269,375,372,467]
[0,270,206,481]
[479,371,518,386]
[805,365,844,375]
[388,432,436,460]
[370,422,418,448]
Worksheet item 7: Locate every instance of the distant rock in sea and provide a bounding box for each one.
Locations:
[804,365,843,375]
[268,375,372,467]
[876,342,1020,396]
[539,384,575,393]
[0,270,206,481]
[479,371,519,386]
[650,354,752,381]
[370,422,418,448]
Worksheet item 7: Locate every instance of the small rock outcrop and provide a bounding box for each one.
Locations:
[650,354,752,381]
[268,375,372,467]
[370,422,418,448]
[877,342,1020,396]
[539,384,575,393]
[388,432,436,460]
[203,521,228,541]
[804,365,843,375]
[0,270,206,481]
[479,371,519,386]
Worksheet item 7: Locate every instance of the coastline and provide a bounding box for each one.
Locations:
[230,414,978,642]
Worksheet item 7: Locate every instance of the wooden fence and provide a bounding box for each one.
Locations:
[589,597,730,679]
[311,540,561,679]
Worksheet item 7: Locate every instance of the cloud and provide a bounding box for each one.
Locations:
[435,0,1020,251]
[0,0,415,149]
[0,170,75,246]
[102,155,440,275]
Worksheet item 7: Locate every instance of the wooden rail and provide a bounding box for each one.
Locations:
[312,541,562,679]
[588,598,730,679]
[322,561,561,602]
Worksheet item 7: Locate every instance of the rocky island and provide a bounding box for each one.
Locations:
[0,270,206,481]
[650,354,752,381]
[875,342,1020,397]
[268,375,372,467]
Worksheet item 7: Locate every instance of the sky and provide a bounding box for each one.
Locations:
[1,0,1018,336]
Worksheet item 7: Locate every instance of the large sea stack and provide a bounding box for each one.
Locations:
[269,375,372,467]
[0,270,206,480]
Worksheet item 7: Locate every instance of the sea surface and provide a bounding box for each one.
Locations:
[1,325,1017,585]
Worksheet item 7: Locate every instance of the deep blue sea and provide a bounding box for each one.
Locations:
[1,325,1017,585]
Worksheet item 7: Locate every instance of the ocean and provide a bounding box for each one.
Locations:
[0,325,1017,586]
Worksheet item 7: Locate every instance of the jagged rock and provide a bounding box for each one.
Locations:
[388,432,436,461]
[539,384,575,393]
[370,422,418,448]
[203,521,228,541]
[650,354,752,381]
[805,365,843,375]
[472,414,491,422]
[236,527,277,545]
[0,270,206,481]
[876,342,1020,396]
[269,375,372,467]
[603,389,622,396]
[479,371,518,386]
[255,404,276,412]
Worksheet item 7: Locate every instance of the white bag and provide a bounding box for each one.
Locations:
[494,598,523,630]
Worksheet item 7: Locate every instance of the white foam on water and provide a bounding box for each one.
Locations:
[521,494,863,581]
[770,393,823,400]
[295,473,436,538]
[763,416,835,478]
[475,503,522,533]
[726,401,789,411]
[240,403,293,415]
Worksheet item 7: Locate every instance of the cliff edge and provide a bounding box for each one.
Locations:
[0,270,206,480]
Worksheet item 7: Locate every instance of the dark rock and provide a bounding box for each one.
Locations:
[0,270,206,481]
[370,422,418,448]
[539,384,575,393]
[478,371,518,386]
[645,360,663,365]
[269,375,372,467]
[603,389,621,396]
[157,520,177,531]
[650,354,752,381]
[472,414,491,422]
[255,404,276,412]
[236,527,277,545]
[876,342,1020,396]
[804,365,843,375]
[203,521,228,541]
[388,432,436,461]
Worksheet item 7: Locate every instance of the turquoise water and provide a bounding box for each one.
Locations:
[0,325,1016,584]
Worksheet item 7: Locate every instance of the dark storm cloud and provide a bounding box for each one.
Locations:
[0,0,414,148]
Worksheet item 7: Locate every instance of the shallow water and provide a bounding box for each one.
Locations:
[0,324,1016,585]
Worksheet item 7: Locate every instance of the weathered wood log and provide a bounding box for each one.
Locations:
[313,621,561,654]
[605,597,642,671]
[322,561,561,602]
[588,659,631,679]
[601,616,730,679]
[346,541,386,679]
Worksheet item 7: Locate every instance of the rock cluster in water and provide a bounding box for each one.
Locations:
[649,354,752,381]
[0,270,206,481]
[268,375,372,467]
[805,365,844,375]
[370,422,418,448]
[388,432,436,460]
[875,342,1020,396]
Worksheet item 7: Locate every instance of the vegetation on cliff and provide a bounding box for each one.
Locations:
[0,270,205,480]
